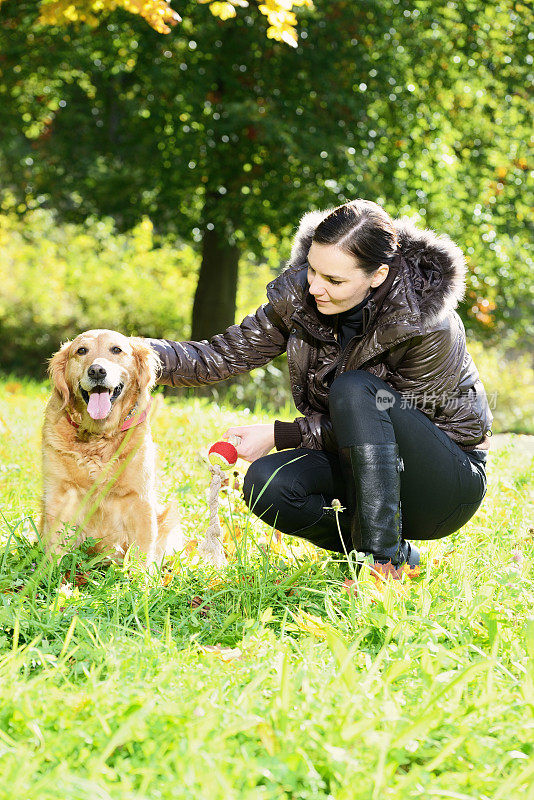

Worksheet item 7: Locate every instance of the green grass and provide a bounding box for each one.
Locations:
[0,377,533,799]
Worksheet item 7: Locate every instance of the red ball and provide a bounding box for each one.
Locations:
[208,441,238,469]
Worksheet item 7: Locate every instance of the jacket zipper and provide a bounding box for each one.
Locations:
[291,305,374,378]
[334,336,361,379]
[333,304,375,378]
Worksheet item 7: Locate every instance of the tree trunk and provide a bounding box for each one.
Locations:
[191,225,240,341]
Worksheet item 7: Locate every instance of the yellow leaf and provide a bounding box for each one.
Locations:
[184,538,198,555]
[209,1,237,19]
[161,571,173,587]
[198,644,242,662]
[207,574,225,589]
[290,609,337,640]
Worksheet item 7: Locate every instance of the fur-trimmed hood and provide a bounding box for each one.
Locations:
[288,208,467,329]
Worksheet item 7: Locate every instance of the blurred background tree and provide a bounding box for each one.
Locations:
[0,0,531,353]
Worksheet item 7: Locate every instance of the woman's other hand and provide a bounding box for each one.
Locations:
[224,424,275,463]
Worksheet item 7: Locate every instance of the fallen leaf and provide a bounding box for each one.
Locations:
[198,644,242,662]
[403,564,421,579]
[274,577,298,597]
[369,574,410,600]
[59,575,75,592]
[184,539,198,555]
[61,571,91,588]
[222,522,246,557]
[342,578,358,596]
[265,531,295,559]
[161,571,173,587]
[370,561,405,582]
[191,595,211,617]
[291,609,338,639]
[207,574,225,589]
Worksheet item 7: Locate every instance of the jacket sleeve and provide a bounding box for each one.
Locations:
[296,413,337,451]
[148,303,290,387]
[274,414,337,452]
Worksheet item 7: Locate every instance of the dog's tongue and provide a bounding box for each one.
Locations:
[87,390,112,420]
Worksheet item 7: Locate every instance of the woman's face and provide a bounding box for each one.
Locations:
[306,242,389,315]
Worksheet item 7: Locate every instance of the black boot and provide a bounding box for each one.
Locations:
[338,443,420,569]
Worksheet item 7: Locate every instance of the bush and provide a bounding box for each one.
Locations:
[0,210,197,376]
[467,340,534,435]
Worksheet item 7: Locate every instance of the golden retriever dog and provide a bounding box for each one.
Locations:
[41,329,183,566]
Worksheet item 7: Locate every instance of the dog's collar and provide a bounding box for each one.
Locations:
[65,398,152,432]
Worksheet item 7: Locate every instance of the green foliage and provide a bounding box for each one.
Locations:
[0,379,533,798]
[0,209,198,374]
[0,0,531,344]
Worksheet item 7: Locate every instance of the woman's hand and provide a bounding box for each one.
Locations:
[224,424,275,463]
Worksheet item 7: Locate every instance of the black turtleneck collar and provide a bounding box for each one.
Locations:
[337,288,375,322]
[334,287,377,350]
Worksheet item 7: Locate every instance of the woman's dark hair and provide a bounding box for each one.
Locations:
[312,199,398,276]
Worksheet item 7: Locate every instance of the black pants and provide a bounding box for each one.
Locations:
[243,371,488,554]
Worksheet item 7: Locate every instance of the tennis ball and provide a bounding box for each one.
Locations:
[208,441,238,470]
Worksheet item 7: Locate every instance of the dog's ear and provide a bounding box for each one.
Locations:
[48,340,72,409]
[131,338,161,394]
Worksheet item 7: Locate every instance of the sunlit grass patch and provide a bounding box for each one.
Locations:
[0,377,533,799]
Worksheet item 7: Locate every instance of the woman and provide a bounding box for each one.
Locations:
[149,200,493,578]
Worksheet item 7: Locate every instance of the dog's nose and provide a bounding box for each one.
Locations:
[88,363,107,381]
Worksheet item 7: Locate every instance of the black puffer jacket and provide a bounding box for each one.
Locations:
[150,211,493,453]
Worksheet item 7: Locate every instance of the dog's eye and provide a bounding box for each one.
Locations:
[110,346,122,355]
[76,347,88,355]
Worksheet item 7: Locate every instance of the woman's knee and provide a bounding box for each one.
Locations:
[329,370,382,417]
[243,454,313,517]
[242,460,264,509]
[242,458,282,513]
